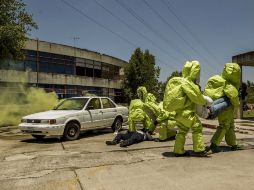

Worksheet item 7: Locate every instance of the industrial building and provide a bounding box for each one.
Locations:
[0,39,127,102]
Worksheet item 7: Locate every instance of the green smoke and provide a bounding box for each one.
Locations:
[0,81,59,127]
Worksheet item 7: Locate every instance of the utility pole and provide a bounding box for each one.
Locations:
[73,36,80,58]
[36,38,39,86]
[72,36,79,97]
[73,36,80,75]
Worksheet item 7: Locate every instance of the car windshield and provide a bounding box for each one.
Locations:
[54,98,89,110]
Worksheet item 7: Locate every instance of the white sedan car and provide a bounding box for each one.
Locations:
[19,97,128,140]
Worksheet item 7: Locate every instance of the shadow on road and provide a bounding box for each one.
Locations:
[20,128,117,144]
[162,150,212,158]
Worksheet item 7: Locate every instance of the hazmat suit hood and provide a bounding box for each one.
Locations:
[137,86,148,102]
[182,60,201,83]
[221,63,241,89]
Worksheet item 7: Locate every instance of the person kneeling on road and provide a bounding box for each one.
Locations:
[143,94,177,142]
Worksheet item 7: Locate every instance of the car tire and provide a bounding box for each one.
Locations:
[63,122,80,141]
[32,135,45,140]
[111,117,123,132]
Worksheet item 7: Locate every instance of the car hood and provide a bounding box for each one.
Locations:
[22,110,81,120]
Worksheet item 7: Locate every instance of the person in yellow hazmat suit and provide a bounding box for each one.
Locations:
[163,60,210,157]
[143,94,177,141]
[105,87,155,147]
[105,86,176,147]
[204,63,244,153]
[128,86,155,133]
[134,86,176,141]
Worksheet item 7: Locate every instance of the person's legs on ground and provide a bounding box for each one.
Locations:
[191,116,207,156]
[210,124,228,152]
[120,131,144,147]
[173,116,190,156]
[224,120,244,151]
[158,122,169,141]
[158,120,177,141]
[174,127,189,156]
[225,120,237,146]
[106,131,132,145]
[209,110,231,152]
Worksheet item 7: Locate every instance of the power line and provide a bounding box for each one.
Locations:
[143,0,218,74]
[60,0,137,48]
[61,0,180,74]
[60,0,195,79]
[93,0,179,70]
[114,0,190,60]
[163,0,222,70]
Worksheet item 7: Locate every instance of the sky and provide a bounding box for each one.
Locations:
[23,0,254,88]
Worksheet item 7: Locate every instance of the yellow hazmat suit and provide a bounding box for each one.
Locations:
[143,95,176,141]
[128,87,155,132]
[163,61,207,155]
[204,63,240,149]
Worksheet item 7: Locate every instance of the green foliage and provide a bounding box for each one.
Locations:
[0,0,37,61]
[243,110,254,118]
[246,80,254,104]
[122,48,160,102]
[247,91,254,104]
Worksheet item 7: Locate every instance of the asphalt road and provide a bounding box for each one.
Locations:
[0,125,254,190]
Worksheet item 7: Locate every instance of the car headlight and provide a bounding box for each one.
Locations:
[49,119,56,124]
[40,119,56,124]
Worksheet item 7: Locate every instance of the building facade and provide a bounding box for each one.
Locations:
[0,39,126,102]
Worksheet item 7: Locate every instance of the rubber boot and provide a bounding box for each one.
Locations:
[192,151,209,157]
[210,143,222,153]
[231,144,244,151]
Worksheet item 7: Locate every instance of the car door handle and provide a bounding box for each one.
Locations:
[113,110,117,112]
[99,111,103,114]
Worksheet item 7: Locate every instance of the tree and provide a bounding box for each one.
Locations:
[0,0,37,61]
[122,48,160,102]
[159,70,182,100]
[246,80,254,104]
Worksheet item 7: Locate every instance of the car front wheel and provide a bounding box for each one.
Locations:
[63,122,80,141]
[111,117,123,132]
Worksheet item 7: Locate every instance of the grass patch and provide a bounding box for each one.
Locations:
[243,110,254,118]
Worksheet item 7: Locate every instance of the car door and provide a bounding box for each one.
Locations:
[101,98,118,126]
[85,98,104,128]
[80,109,93,130]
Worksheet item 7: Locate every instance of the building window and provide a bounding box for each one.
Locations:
[25,60,37,71]
[94,61,102,78]
[36,51,75,75]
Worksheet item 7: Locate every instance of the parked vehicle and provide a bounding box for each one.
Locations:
[19,97,128,140]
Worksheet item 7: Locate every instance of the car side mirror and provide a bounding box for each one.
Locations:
[86,105,94,110]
